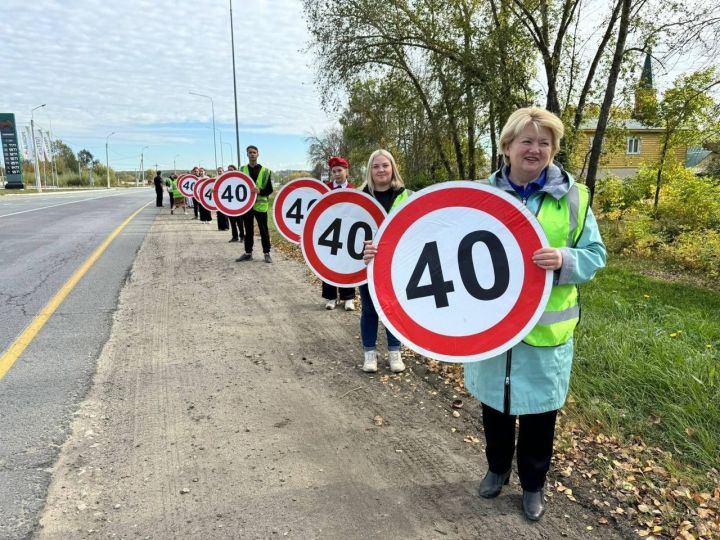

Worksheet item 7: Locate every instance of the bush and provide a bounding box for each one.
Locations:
[597,164,720,277]
[657,166,720,233]
[660,228,720,278]
[64,177,85,187]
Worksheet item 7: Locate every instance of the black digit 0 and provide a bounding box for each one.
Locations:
[235,184,247,202]
[457,231,510,301]
[346,222,372,260]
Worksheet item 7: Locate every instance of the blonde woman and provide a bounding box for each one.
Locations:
[358,149,412,373]
[461,107,607,521]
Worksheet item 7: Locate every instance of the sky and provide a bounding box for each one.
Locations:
[0,0,335,173]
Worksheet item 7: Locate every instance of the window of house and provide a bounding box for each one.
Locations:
[626,136,641,155]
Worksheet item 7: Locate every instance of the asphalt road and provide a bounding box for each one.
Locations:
[0,188,159,539]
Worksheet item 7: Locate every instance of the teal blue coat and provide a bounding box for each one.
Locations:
[464,164,607,415]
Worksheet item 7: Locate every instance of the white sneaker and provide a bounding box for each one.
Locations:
[344,299,355,311]
[362,350,378,372]
[388,351,406,373]
[325,299,336,310]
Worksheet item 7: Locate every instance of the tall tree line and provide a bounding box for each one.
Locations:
[303,0,720,195]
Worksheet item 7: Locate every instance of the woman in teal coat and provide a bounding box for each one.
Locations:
[466,107,606,521]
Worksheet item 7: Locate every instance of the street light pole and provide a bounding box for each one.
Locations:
[222,142,234,167]
[30,103,46,193]
[218,131,224,169]
[189,91,218,171]
[229,0,241,167]
[105,131,116,189]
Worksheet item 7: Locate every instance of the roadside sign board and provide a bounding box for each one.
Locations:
[0,113,24,188]
[301,190,386,287]
[193,177,207,201]
[177,174,197,198]
[212,171,256,216]
[198,179,217,211]
[368,181,552,363]
[272,178,330,244]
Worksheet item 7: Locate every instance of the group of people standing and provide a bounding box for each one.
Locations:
[159,146,275,263]
[158,107,606,523]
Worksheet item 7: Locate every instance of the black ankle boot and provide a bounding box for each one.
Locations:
[522,489,546,521]
[478,470,511,498]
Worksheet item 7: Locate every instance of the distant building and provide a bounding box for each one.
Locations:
[577,119,688,178]
[576,52,687,178]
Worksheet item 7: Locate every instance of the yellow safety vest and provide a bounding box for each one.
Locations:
[390,189,411,212]
[241,165,271,212]
[523,183,590,346]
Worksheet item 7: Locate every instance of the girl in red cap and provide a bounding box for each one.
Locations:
[322,156,357,311]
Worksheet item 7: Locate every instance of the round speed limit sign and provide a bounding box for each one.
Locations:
[369,181,552,363]
[212,171,257,216]
[177,174,198,198]
[273,178,330,244]
[198,179,217,211]
[301,190,386,287]
[193,177,207,201]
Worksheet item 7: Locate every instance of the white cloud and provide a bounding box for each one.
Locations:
[0,0,335,168]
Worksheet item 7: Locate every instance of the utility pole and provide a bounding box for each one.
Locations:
[48,118,59,187]
[30,103,46,192]
[140,146,149,186]
[105,131,116,189]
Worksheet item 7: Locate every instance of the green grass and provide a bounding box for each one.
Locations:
[572,256,720,471]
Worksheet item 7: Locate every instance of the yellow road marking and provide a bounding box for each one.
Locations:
[0,203,151,381]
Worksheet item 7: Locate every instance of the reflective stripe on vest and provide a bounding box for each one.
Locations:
[241,165,271,212]
[523,183,589,347]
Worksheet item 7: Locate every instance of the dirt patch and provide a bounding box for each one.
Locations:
[35,212,631,539]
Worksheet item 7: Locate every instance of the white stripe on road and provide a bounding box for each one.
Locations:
[0,192,145,219]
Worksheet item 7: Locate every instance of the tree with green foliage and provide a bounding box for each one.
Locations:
[52,140,78,175]
[649,68,720,212]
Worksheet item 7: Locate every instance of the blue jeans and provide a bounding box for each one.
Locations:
[359,284,400,352]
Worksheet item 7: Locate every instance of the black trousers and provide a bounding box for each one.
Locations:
[155,186,163,207]
[242,210,271,254]
[482,403,557,492]
[322,281,355,301]
[193,198,200,217]
[229,216,244,241]
[217,211,229,230]
[199,204,211,222]
[168,193,174,208]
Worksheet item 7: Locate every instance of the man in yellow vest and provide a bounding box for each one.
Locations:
[235,145,274,263]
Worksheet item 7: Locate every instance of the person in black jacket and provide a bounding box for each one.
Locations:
[153,171,163,207]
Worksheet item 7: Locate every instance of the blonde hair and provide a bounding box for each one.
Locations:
[361,149,405,194]
[499,107,564,165]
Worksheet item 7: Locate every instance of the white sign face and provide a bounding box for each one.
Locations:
[368,181,552,363]
[272,178,330,244]
[301,190,387,287]
[212,171,257,216]
[177,174,198,198]
[199,180,217,211]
